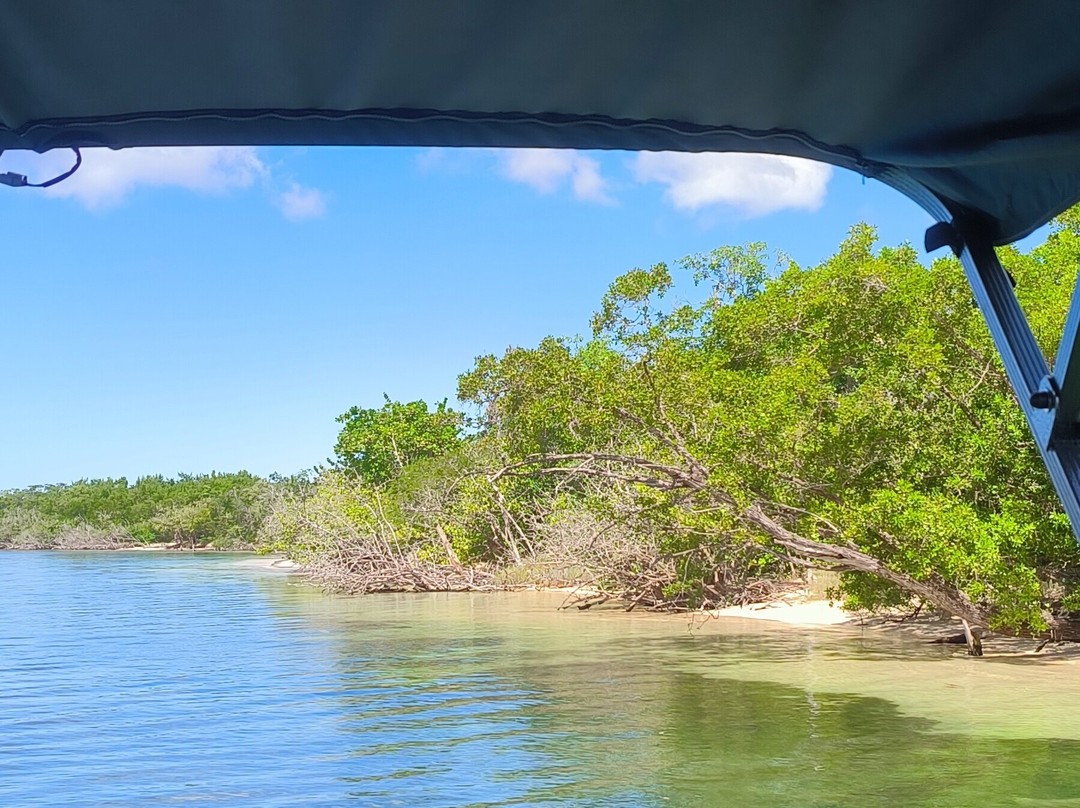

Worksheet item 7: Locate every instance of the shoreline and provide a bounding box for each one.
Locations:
[709,598,853,626]
[490,582,1080,658]
[0,543,261,553]
[7,547,1076,657]
[706,593,1080,659]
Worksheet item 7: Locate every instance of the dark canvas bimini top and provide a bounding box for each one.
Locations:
[2,1,1080,243]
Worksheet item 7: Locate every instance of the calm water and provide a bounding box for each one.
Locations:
[4,553,1080,807]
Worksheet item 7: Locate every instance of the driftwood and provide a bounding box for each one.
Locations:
[926,623,985,656]
[303,551,498,594]
[0,522,135,551]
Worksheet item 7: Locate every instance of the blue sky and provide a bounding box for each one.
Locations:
[0,145,981,488]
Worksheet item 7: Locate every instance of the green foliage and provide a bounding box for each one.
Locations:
[0,471,270,548]
[456,219,1080,628]
[682,241,780,303]
[264,207,1080,632]
[333,396,465,485]
[460,337,624,457]
[150,500,215,548]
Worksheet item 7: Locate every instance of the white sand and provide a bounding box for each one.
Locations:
[708,595,1080,661]
[268,557,301,569]
[227,554,301,571]
[710,599,853,626]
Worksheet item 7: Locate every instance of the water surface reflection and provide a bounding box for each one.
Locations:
[4,553,1080,806]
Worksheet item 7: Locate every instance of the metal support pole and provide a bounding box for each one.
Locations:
[901,168,1080,541]
[954,232,1080,539]
[1053,279,1080,429]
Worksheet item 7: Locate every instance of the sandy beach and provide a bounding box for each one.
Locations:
[711,598,853,626]
[234,554,1080,658]
[706,590,1080,660]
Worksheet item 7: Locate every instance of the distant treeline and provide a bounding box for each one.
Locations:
[0,472,283,549]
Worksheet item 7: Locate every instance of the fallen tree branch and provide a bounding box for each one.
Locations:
[741,503,991,625]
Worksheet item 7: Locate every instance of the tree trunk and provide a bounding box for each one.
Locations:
[435,523,460,565]
[743,503,1080,643]
[743,504,993,626]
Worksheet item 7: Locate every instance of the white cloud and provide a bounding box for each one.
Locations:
[414,147,449,173]
[568,158,608,204]
[35,146,266,209]
[632,152,831,217]
[1,146,326,220]
[414,147,488,175]
[496,149,613,204]
[275,182,326,221]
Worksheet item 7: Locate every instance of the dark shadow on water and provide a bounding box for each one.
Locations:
[315,609,1080,808]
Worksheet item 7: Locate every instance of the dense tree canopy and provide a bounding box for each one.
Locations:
[266,211,1080,639]
[333,397,465,486]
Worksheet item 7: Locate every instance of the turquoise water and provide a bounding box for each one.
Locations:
[4,552,1080,806]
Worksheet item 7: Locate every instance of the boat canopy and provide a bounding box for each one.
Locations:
[5,1,1080,531]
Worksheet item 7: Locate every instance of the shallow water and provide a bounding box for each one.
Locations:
[3,552,1080,806]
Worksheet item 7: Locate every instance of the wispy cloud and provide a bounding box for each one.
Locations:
[275,182,326,221]
[632,152,831,217]
[39,147,265,208]
[2,146,327,220]
[495,149,614,204]
[421,148,828,215]
[414,147,488,175]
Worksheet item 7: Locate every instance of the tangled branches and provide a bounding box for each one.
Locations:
[525,505,787,612]
[304,550,498,594]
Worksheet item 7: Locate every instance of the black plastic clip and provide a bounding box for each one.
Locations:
[925,222,963,257]
[1031,376,1061,410]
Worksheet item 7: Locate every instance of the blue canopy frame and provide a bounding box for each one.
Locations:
[919,193,1080,536]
